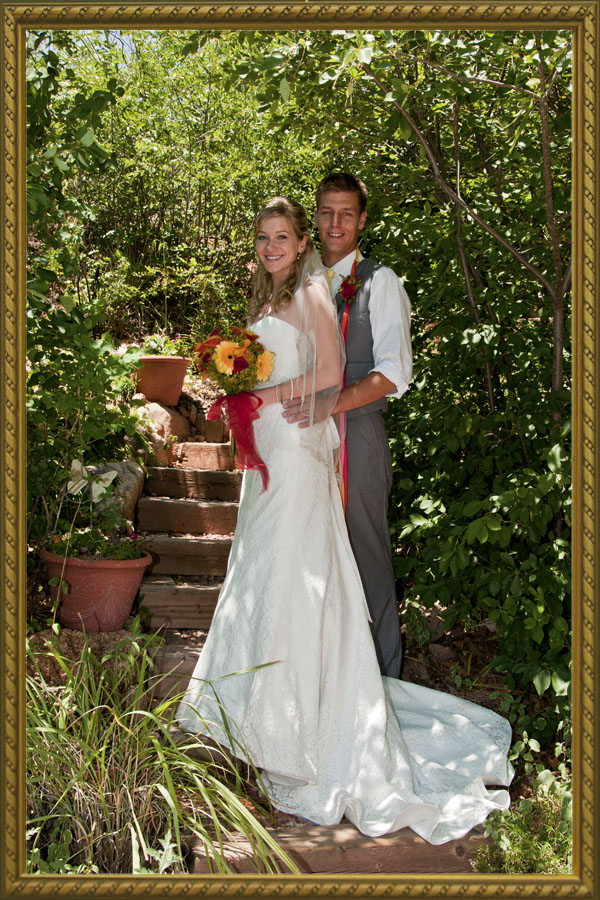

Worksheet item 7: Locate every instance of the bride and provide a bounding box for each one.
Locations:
[177,197,513,843]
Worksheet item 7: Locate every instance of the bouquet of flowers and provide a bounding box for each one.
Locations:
[193,326,275,490]
[193,326,274,393]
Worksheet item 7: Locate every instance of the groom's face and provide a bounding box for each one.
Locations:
[315,190,367,267]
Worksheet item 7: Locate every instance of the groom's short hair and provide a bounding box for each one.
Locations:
[315,173,368,215]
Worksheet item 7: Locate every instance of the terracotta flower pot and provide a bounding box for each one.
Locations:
[136,356,190,406]
[41,549,152,632]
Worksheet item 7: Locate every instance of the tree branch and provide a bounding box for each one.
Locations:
[453,99,496,413]
[361,62,556,300]
[535,32,565,396]
[388,48,539,98]
[536,34,563,293]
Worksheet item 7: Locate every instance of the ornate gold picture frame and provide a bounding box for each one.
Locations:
[1,2,598,897]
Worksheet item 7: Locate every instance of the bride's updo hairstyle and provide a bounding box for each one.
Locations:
[248,197,316,324]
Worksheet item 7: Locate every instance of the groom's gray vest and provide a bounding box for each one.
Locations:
[336,257,387,419]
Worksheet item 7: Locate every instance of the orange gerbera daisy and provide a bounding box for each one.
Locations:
[214,341,240,376]
[255,350,275,382]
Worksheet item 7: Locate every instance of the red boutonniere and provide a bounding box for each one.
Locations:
[339,256,362,303]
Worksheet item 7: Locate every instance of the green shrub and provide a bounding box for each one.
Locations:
[472,760,572,874]
[27,301,144,543]
[387,328,571,748]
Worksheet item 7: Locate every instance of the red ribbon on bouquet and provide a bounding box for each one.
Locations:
[207,391,269,491]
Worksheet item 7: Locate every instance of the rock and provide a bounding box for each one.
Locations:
[449,624,466,641]
[147,431,170,466]
[143,402,191,442]
[428,643,456,665]
[426,612,445,642]
[402,658,433,686]
[92,460,145,524]
[189,404,198,425]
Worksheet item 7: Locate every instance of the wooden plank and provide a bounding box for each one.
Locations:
[145,535,232,576]
[140,577,220,629]
[175,442,238,471]
[144,467,242,501]
[137,497,238,535]
[192,823,488,875]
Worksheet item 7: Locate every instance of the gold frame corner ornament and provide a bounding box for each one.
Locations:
[1,2,599,897]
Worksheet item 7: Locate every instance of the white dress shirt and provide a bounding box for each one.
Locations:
[325,249,412,399]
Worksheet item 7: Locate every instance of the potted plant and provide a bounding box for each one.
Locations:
[40,461,152,632]
[135,332,191,406]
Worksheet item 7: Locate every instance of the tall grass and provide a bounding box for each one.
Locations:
[26,620,299,874]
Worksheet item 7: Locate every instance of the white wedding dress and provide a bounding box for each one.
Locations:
[177,315,513,843]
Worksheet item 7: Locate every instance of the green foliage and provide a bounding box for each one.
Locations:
[26,299,144,542]
[27,28,572,755]
[27,823,99,874]
[42,461,147,568]
[27,31,120,292]
[50,528,146,561]
[386,324,571,744]
[26,619,300,874]
[27,32,146,547]
[472,751,572,874]
[45,30,328,341]
[139,330,192,357]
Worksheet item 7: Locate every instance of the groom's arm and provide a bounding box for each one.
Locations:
[281,372,395,425]
[332,372,396,414]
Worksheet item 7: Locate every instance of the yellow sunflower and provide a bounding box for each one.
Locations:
[255,350,275,382]
[213,341,239,376]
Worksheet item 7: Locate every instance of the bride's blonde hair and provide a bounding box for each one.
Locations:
[248,197,316,324]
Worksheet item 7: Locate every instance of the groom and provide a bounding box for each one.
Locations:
[285,173,412,678]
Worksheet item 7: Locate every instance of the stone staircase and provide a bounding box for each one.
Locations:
[134,439,487,875]
[136,445,241,698]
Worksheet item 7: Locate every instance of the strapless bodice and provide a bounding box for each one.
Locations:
[252,315,313,386]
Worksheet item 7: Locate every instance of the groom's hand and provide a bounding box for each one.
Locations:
[281,397,311,428]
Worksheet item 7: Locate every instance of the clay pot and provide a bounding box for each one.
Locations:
[136,356,190,406]
[41,549,152,632]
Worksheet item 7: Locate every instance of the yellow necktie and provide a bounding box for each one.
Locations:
[325,268,337,296]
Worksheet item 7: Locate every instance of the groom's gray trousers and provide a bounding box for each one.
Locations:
[345,408,402,678]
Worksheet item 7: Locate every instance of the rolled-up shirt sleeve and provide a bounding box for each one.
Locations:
[369,267,412,399]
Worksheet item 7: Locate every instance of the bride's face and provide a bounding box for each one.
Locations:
[256,215,307,288]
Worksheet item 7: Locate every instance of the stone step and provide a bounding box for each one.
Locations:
[145,534,232,576]
[173,442,238,471]
[140,576,221,630]
[148,628,207,700]
[191,822,487,875]
[137,497,238,535]
[144,467,242,501]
